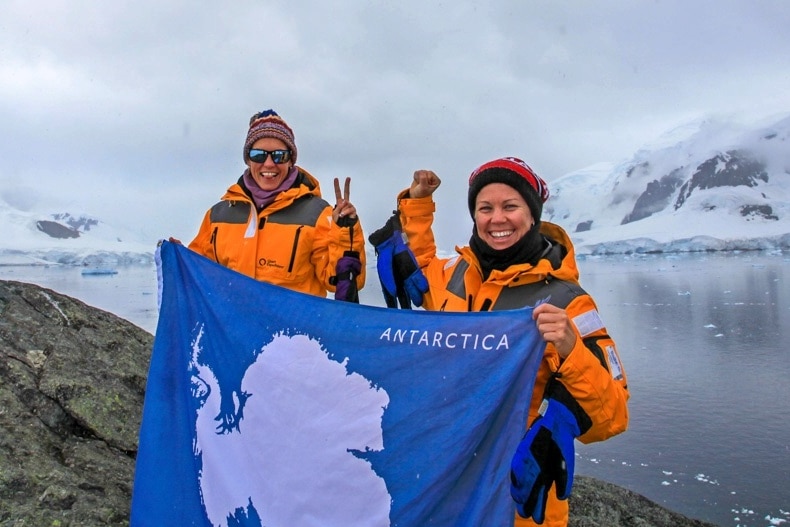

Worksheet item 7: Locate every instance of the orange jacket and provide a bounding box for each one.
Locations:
[398,193,629,527]
[188,168,366,297]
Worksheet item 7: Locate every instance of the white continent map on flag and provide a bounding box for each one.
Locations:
[191,328,391,526]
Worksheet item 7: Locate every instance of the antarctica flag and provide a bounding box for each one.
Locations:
[131,241,545,527]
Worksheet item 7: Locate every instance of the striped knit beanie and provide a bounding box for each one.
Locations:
[467,157,550,220]
[243,109,298,163]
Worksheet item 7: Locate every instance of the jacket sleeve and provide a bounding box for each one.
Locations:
[555,293,629,443]
[396,191,456,310]
[187,209,215,261]
[396,190,438,268]
[310,205,367,292]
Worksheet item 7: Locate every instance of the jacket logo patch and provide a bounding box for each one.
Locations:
[258,258,285,269]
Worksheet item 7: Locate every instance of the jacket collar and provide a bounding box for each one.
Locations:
[456,221,580,286]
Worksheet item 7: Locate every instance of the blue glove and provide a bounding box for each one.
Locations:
[510,380,591,523]
[368,213,428,309]
[391,235,429,307]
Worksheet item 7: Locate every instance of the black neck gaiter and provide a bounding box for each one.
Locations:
[469,222,548,280]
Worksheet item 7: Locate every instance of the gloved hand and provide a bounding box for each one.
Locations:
[331,250,361,303]
[510,380,591,523]
[391,234,429,307]
[368,213,428,309]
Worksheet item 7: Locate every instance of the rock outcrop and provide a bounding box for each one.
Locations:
[0,279,720,526]
[569,476,719,527]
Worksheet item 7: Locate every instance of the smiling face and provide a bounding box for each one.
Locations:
[247,137,293,191]
[473,183,534,250]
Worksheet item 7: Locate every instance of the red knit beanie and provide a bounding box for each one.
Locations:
[467,157,550,220]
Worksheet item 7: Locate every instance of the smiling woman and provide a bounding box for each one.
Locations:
[183,109,367,300]
[369,156,630,527]
[466,158,551,258]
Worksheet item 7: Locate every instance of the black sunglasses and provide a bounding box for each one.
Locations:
[248,149,292,164]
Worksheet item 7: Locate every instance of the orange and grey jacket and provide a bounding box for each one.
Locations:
[397,192,629,527]
[188,168,366,297]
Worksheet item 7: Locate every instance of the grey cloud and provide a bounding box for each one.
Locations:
[1,0,789,246]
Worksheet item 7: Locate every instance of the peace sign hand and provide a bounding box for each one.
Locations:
[333,177,358,227]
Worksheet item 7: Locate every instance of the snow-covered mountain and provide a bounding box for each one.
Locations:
[2,113,789,266]
[0,207,155,266]
[545,113,790,255]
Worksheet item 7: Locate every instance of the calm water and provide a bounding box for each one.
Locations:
[574,251,790,527]
[1,251,788,527]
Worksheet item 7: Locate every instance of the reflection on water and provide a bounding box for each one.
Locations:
[2,251,788,526]
[574,251,790,527]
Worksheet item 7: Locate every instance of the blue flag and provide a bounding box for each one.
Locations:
[131,242,545,527]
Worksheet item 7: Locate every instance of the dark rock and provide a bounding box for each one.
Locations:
[52,213,100,232]
[675,150,768,209]
[35,220,80,239]
[740,204,778,220]
[0,279,152,526]
[0,280,721,526]
[569,476,719,527]
[622,168,685,224]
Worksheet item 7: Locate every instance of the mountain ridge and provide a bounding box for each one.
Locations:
[545,112,790,255]
[0,208,155,266]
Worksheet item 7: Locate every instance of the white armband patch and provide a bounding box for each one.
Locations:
[572,309,604,337]
[606,345,624,380]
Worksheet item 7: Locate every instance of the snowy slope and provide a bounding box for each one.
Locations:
[544,113,790,255]
[0,206,155,266]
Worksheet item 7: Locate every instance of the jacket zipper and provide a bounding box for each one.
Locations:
[288,226,303,273]
[210,227,219,262]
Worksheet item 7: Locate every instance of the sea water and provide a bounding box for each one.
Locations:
[1,250,788,527]
[574,251,790,527]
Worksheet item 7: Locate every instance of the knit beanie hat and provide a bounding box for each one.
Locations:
[243,109,298,163]
[467,157,550,220]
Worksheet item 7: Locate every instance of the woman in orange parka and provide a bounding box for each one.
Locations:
[393,157,629,527]
[187,109,365,298]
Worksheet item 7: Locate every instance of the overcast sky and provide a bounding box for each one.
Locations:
[2,1,789,248]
